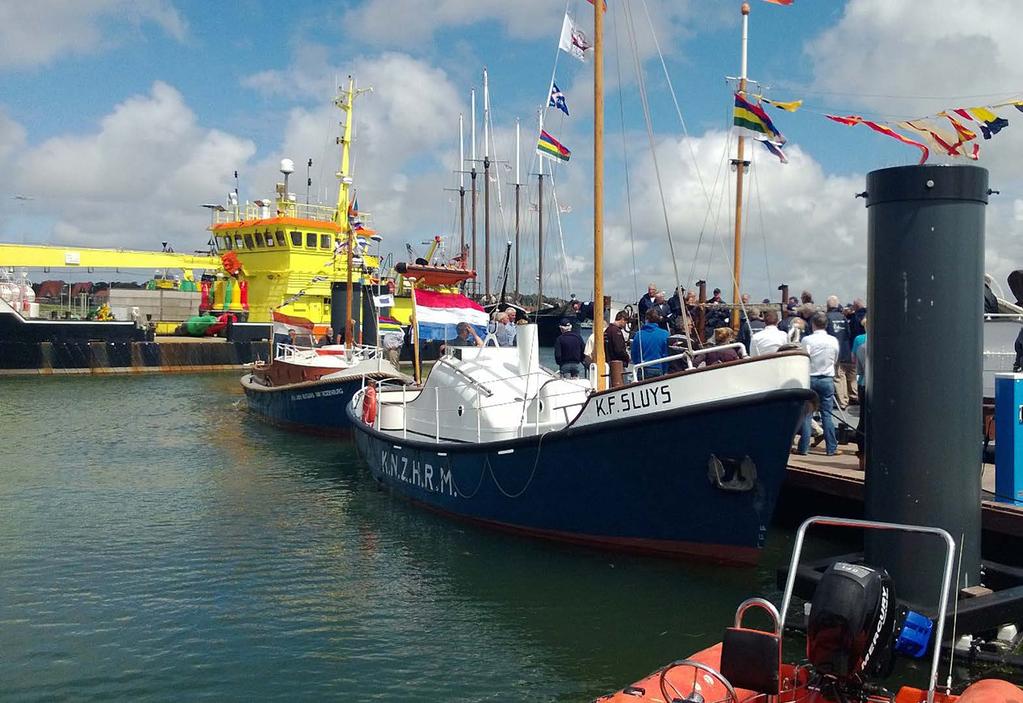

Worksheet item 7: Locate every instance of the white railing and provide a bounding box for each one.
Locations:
[356,369,591,444]
[213,201,338,225]
[631,342,748,376]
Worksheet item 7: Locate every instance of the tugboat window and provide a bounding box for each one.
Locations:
[320,234,331,249]
[264,232,274,247]
[244,234,255,249]
[306,232,316,248]
[222,236,232,250]
[290,231,301,247]
[234,235,244,249]
[275,231,286,246]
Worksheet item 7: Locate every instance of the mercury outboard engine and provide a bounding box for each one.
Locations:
[807,563,933,698]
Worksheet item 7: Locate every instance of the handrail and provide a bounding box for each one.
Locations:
[778,516,956,703]
[435,357,497,397]
[631,342,747,372]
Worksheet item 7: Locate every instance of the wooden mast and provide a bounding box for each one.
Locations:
[731,2,751,331]
[592,0,606,390]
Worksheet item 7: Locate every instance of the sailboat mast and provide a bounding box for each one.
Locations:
[593,0,606,391]
[470,88,478,297]
[483,68,491,301]
[459,114,466,275]
[537,168,544,313]
[514,118,521,299]
[731,2,750,331]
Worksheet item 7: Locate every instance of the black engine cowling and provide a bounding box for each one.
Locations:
[806,563,900,682]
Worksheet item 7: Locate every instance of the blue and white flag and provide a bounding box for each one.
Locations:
[549,82,569,116]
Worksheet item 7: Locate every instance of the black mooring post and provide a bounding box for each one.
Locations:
[864,164,987,605]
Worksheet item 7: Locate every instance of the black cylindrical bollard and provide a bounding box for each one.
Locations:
[864,164,986,604]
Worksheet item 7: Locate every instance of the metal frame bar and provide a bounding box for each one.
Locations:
[778,516,956,703]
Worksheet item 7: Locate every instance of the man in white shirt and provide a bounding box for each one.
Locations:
[796,312,839,455]
[750,309,788,356]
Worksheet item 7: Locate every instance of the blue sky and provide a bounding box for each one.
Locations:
[1,0,1021,303]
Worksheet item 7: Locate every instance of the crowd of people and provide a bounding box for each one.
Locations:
[605,284,870,464]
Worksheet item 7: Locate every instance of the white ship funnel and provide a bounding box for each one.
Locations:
[517,323,540,376]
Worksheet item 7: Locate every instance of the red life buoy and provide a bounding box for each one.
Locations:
[362,384,377,425]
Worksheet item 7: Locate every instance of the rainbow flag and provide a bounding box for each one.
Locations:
[733,93,785,145]
[536,130,571,162]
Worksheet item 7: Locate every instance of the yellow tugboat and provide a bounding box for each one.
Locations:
[204,76,381,336]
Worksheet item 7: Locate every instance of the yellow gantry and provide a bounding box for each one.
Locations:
[0,243,217,271]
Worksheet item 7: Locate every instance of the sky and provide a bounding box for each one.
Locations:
[1,0,1022,305]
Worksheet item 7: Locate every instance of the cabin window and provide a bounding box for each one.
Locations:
[244,234,255,249]
[221,236,232,250]
[320,234,331,249]
[290,231,301,247]
[234,235,244,249]
[264,232,274,247]
[305,232,316,248]
[275,231,286,246]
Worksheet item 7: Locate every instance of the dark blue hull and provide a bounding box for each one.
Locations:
[242,374,361,436]
[349,388,812,563]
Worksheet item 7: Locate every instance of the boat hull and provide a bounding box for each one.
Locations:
[241,374,363,436]
[349,386,812,563]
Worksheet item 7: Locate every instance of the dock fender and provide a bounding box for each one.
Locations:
[362,384,377,425]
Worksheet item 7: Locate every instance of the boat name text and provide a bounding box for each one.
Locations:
[293,387,347,401]
[380,451,456,496]
[594,384,672,418]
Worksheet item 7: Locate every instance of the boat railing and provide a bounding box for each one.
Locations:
[362,370,592,442]
[629,342,748,379]
[778,516,956,703]
[274,342,383,363]
[212,201,339,225]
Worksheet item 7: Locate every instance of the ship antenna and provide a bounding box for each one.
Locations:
[944,532,966,696]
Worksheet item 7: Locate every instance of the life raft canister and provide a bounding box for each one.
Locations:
[362,384,377,425]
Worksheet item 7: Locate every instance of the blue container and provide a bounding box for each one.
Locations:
[894,610,932,658]
[994,373,1023,506]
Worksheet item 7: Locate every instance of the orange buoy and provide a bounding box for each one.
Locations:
[362,384,377,425]
[959,679,1023,703]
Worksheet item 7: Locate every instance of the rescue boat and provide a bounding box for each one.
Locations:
[596,516,1023,703]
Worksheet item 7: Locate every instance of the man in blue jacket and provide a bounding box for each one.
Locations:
[631,308,670,380]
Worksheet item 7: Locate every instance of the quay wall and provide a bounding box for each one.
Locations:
[0,339,270,375]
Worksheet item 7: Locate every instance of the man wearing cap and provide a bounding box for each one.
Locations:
[554,319,586,378]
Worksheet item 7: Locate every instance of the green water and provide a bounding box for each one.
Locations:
[0,372,801,701]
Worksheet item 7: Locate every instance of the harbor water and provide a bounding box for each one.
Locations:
[2,372,801,701]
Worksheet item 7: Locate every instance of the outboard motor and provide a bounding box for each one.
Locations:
[807,563,933,695]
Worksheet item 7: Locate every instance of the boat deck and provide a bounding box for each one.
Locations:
[785,448,1023,540]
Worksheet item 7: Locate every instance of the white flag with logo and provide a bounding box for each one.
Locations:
[558,13,592,63]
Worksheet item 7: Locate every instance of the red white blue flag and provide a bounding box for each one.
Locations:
[412,289,488,342]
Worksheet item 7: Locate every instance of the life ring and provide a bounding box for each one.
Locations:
[362,384,377,425]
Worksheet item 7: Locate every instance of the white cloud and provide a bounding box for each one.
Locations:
[7,82,254,249]
[0,0,187,70]
[339,0,723,60]
[804,0,1023,299]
